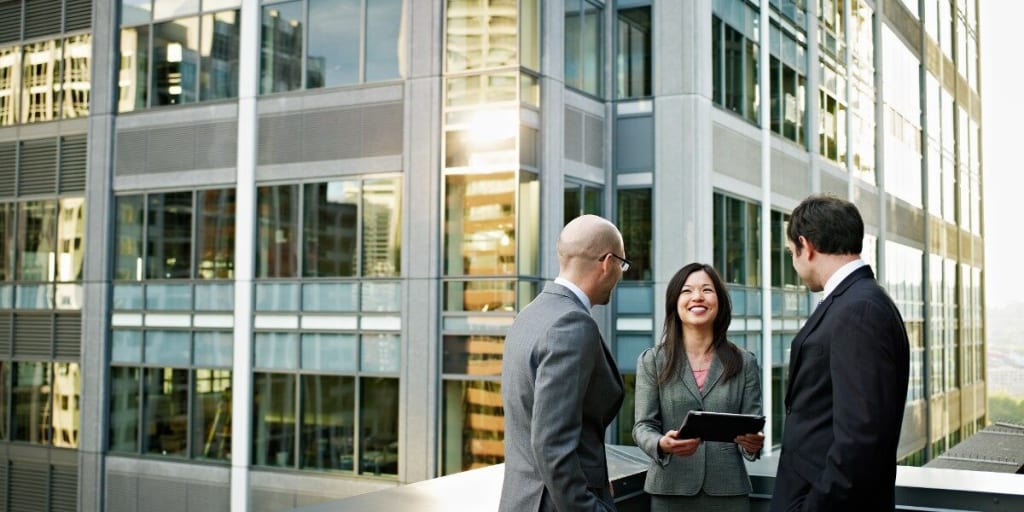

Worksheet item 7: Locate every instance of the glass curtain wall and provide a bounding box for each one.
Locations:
[882,26,922,206]
[849,0,874,182]
[817,0,846,164]
[0,34,92,126]
[441,0,540,475]
[712,1,760,125]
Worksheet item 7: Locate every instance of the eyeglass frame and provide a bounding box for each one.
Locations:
[600,252,631,272]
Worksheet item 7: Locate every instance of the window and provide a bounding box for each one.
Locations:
[616,6,651,99]
[767,22,807,146]
[712,9,759,124]
[261,0,403,94]
[11,362,80,447]
[564,181,603,224]
[565,0,604,96]
[617,188,651,281]
[3,35,92,125]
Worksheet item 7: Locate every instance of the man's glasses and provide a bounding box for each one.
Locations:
[600,252,632,272]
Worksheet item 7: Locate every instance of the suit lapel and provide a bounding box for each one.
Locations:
[701,355,724,398]
[679,358,704,405]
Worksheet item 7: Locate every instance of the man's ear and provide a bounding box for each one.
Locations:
[799,236,816,259]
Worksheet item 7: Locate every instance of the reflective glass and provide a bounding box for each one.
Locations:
[52,362,80,448]
[443,334,502,375]
[617,188,651,281]
[147,192,193,279]
[616,7,651,99]
[145,331,191,365]
[564,185,581,224]
[0,46,19,125]
[196,188,235,279]
[300,374,354,470]
[252,372,296,467]
[360,377,398,475]
[301,282,357,312]
[0,284,11,308]
[12,362,51,444]
[122,0,153,25]
[303,181,358,277]
[564,0,581,89]
[193,331,233,367]
[255,332,299,369]
[118,27,150,112]
[152,17,200,106]
[145,283,192,310]
[62,34,91,119]
[581,1,602,96]
[260,2,303,93]
[256,282,300,311]
[301,333,357,372]
[308,0,359,88]
[143,367,189,456]
[15,284,53,309]
[0,363,8,439]
[194,282,233,310]
[256,185,299,278]
[112,330,144,363]
[517,171,539,276]
[446,0,515,73]
[360,334,400,373]
[17,200,57,281]
[520,0,539,71]
[444,172,516,276]
[154,0,199,20]
[361,281,400,312]
[362,178,401,277]
[192,368,231,460]
[199,11,240,101]
[441,379,503,475]
[444,280,514,312]
[56,198,86,282]
[109,367,140,452]
[56,283,83,310]
[21,40,60,124]
[203,0,240,10]
[0,203,13,280]
[365,0,403,82]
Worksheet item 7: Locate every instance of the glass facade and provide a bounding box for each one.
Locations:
[712,2,760,124]
[0,35,92,125]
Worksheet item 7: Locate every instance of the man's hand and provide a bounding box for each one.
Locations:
[658,431,701,457]
[735,432,764,455]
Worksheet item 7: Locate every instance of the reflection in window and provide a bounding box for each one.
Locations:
[21,40,60,124]
[196,188,235,279]
[360,377,399,475]
[618,188,651,281]
[304,181,359,277]
[0,46,20,125]
[0,363,7,439]
[143,367,189,456]
[445,0,517,73]
[616,7,651,99]
[564,181,602,225]
[12,362,51,444]
[110,367,141,452]
[260,1,303,93]
[444,172,516,276]
[56,198,86,282]
[565,0,603,96]
[18,201,57,282]
[52,363,80,448]
[147,192,193,279]
[192,369,232,460]
[199,11,240,101]
[300,374,355,470]
[0,204,13,281]
[119,26,151,112]
[443,335,503,375]
[307,0,359,88]
[713,193,760,287]
[62,34,92,118]
[362,178,401,277]
[253,372,297,467]
[115,195,145,281]
[257,184,299,278]
[442,380,503,474]
[712,9,760,124]
[153,17,200,106]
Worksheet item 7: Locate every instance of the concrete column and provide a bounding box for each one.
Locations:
[874,0,888,284]
[540,0,565,280]
[758,0,774,451]
[807,0,822,193]
[78,0,120,510]
[651,0,714,337]
[400,0,445,483]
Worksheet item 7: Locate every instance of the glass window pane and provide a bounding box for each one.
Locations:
[300,374,354,470]
[617,7,650,99]
[362,178,401,277]
[256,282,300,311]
[194,282,233,310]
[109,366,140,452]
[617,188,651,281]
[12,362,51,444]
[122,0,153,25]
[145,330,191,365]
[194,331,233,367]
[303,181,358,277]
[143,367,189,456]
[0,204,14,281]
[301,282,357,312]
[0,284,11,308]
[443,334,502,375]
[52,362,80,448]
[253,372,296,467]
[18,200,57,281]
[62,34,91,119]
[192,369,231,460]
[145,283,193,310]
[56,198,86,282]
[256,185,299,278]
[441,379,502,475]
[254,332,299,369]
[260,2,303,93]
[564,184,581,224]
[112,330,144,363]
[520,0,539,71]
[199,11,240,101]
[119,26,150,112]
[365,0,403,82]
[0,46,21,126]
[361,281,400,312]
[443,280,515,312]
[307,0,359,88]
[581,1,603,96]
[517,172,540,276]
[154,0,199,20]
[583,187,602,216]
[444,173,516,276]
[301,333,357,372]
[616,334,653,373]
[361,334,400,373]
[115,195,144,281]
[0,363,6,440]
[147,192,193,279]
[152,17,200,106]
[446,0,515,73]
[21,40,61,124]
[204,0,240,10]
[195,188,235,279]
[360,377,398,475]
[564,0,581,89]
[15,284,53,309]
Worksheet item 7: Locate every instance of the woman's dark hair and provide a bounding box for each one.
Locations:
[657,263,742,386]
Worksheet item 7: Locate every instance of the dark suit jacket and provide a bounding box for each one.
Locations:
[771,265,910,512]
[499,283,625,512]
[633,345,762,496]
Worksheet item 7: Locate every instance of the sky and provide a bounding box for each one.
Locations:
[980,3,1022,309]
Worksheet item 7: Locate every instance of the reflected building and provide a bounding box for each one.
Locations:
[0,0,990,511]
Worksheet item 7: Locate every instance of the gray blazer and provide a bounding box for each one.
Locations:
[500,283,624,512]
[632,344,763,496]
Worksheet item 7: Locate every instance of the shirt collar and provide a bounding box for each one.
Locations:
[822,258,867,301]
[554,277,592,310]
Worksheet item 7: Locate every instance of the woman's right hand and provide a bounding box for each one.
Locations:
[658,430,701,457]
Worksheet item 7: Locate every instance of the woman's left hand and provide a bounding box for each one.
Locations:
[735,432,764,455]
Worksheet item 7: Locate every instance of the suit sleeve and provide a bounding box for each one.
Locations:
[632,348,671,466]
[738,350,764,461]
[803,300,905,510]
[530,311,613,512]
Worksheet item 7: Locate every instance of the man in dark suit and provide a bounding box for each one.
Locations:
[771,195,910,511]
[500,214,626,512]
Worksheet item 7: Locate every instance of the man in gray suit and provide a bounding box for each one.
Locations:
[499,215,627,512]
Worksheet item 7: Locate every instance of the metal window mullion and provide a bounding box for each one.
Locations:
[301,0,308,90]
[190,190,198,282]
[296,184,305,279]
[359,0,366,83]
[141,193,150,281]
[293,368,301,469]
[353,372,362,475]
[186,367,195,459]
[136,366,145,454]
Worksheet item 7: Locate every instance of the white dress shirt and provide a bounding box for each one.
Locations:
[554,277,592,310]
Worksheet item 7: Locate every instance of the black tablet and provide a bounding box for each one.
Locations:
[675,411,765,443]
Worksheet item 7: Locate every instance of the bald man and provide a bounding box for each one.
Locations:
[500,215,627,512]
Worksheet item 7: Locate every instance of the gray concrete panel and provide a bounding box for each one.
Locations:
[820,168,849,198]
[852,184,881,229]
[888,197,927,245]
[541,77,565,279]
[713,123,761,187]
[771,148,810,200]
[116,103,239,130]
[114,167,237,191]
[256,84,404,116]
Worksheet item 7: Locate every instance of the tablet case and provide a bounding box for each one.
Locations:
[675,410,765,443]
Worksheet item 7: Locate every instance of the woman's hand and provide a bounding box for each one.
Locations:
[735,432,764,455]
[658,430,701,457]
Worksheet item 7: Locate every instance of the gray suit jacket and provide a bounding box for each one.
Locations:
[632,344,762,496]
[499,283,624,512]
